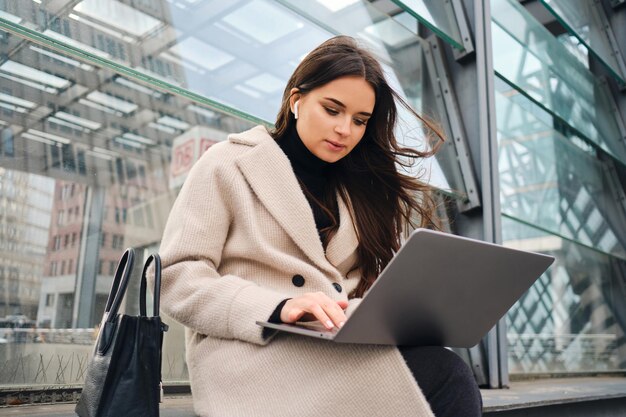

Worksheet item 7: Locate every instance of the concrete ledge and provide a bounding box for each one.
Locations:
[484,397,626,417]
[1,377,625,416]
[482,376,626,412]
[481,376,626,416]
[0,396,196,417]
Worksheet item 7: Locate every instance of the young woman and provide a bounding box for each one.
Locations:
[156,36,482,417]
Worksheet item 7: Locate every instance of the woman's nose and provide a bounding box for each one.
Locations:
[335,117,351,136]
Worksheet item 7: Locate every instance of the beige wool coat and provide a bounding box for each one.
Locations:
[156,125,434,417]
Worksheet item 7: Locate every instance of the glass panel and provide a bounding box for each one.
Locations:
[1,0,319,122]
[390,0,464,49]
[495,76,626,260]
[0,34,256,387]
[0,0,468,197]
[540,0,626,85]
[490,0,626,164]
[504,216,626,374]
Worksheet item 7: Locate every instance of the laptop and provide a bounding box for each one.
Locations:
[257,228,554,347]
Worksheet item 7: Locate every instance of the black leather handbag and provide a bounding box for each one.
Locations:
[76,248,168,417]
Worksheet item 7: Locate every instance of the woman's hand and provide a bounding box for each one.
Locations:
[280,292,349,329]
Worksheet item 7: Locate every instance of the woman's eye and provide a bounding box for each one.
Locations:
[324,107,339,116]
[354,119,367,126]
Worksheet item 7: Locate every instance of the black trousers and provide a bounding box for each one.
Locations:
[399,346,483,417]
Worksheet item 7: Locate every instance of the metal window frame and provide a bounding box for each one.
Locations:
[474,0,508,388]
[423,35,481,212]
[592,0,626,90]
[451,0,475,61]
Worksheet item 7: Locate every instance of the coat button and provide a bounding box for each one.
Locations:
[333,283,342,293]
[292,274,305,287]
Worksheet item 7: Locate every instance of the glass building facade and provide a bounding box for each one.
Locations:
[0,0,624,397]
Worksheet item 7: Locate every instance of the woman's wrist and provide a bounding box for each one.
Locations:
[268,298,291,324]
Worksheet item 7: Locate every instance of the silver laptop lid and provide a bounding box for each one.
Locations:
[333,229,554,347]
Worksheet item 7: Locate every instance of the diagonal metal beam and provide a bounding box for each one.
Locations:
[451,0,475,60]
[423,35,481,212]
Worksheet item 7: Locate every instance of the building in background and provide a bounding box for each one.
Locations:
[0,168,53,320]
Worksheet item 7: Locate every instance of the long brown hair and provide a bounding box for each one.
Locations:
[272,36,444,298]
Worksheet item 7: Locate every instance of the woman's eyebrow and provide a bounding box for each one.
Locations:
[323,97,372,117]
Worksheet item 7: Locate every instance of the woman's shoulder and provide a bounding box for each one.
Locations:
[192,125,274,179]
[198,125,273,166]
[227,124,274,147]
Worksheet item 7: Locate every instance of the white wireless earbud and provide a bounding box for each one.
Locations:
[293,100,299,120]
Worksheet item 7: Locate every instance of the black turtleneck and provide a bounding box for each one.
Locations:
[277,125,336,241]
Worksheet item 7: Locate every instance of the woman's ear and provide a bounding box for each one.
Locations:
[289,88,300,116]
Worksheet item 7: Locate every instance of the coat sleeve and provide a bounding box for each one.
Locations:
[152,145,289,345]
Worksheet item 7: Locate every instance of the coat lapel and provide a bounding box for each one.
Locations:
[326,193,359,268]
[232,126,360,274]
[234,129,331,273]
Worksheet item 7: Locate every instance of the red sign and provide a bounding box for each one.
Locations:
[171,139,195,176]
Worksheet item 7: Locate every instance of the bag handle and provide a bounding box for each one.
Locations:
[140,253,161,317]
[103,248,135,324]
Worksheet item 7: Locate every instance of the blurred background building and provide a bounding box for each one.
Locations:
[0,0,624,405]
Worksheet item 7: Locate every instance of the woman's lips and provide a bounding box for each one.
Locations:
[325,140,345,151]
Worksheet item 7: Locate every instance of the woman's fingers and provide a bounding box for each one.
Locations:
[312,293,348,328]
[321,300,348,328]
[280,293,348,329]
[310,304,334,329]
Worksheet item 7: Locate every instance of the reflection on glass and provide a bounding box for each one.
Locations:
[73,0,162,38]
[540,0,626,85]
[0,35,256,387]
[276,0,421,63]
[504,217,626,374]
[0,60,70,92]
[495,77,626,260]
[0,0,467,196]
[391,0,463,49]
[315,0,360,12]
[223,0,305,44]
[491,0,626,164]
